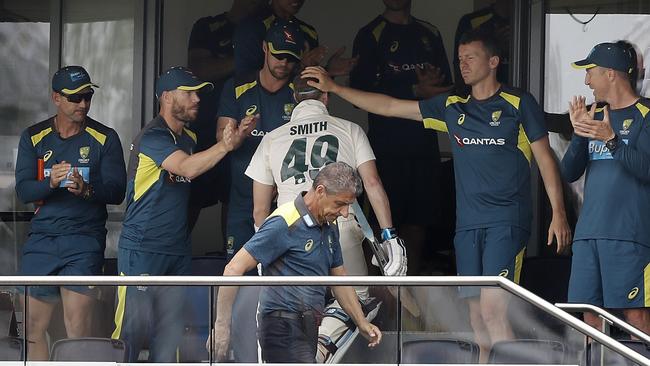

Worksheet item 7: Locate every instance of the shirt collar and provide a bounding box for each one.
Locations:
[294,192,320,228]
[290,100,329,120]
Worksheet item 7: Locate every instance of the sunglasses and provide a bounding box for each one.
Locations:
[271,52,299,63]
[60,90,94,103]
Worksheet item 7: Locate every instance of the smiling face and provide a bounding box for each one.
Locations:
[584,66,611,102]
[458,40,499,86]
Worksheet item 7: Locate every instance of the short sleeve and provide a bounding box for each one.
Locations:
[519,92,548,143]
[217,77,238,120]
[245,134,274,185]
[244,216,289,267]
[139,129,179,167]
[350,123,375,167]
[419,94,449,132]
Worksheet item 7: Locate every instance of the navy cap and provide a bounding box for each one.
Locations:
[572,42,634,74]
[265,21,305,62]
[52,66,98,94]
[155,66,214,98]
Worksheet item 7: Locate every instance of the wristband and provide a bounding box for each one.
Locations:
[381,227,397,241]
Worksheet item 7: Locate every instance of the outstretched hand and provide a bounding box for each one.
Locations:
[301,66,338,93]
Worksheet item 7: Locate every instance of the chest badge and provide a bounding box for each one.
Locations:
[490,110,502,127]
[43,150,53,162]
[284,103,295,116]
[620,119,633,135]
[78,146,90,163]
[304,239,314,252]
[457,113,465,125]
[246,105,258,116]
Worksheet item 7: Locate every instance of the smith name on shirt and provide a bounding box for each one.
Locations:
[289,121,328,135]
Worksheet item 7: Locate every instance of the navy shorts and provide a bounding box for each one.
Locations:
[19,233,104,301]
[454,226,529,298]
[568,239,650,308]
[112,248,191,362]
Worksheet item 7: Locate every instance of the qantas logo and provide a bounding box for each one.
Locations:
[283,30,296,44]
[454,134,505,147]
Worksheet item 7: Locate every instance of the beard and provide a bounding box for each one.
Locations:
[171,99,198,123]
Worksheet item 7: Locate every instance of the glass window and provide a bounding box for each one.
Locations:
[0,0,51,275]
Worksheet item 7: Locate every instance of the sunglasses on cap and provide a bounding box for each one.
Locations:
[59,90,94,103]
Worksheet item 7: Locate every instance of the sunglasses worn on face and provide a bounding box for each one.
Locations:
[271,52,299,63]
[60,90,94,103]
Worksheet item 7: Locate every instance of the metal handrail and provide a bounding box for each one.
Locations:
[556,303,650,344]
[1,275,649,365]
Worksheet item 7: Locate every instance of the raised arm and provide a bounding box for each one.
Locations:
[302,66,422,121]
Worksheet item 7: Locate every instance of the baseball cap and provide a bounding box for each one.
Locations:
[265,20,305,62]
[52,66,98,94]
[155,66,214,98]
[572,42,634,74]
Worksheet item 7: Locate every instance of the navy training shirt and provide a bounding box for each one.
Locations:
[119,116,196,255]
[187,12,235,151]
[233,9,318,75]
[561,99,650,247]
[244,193,343,314]
[15,117,126,244]
[419,86,547,232]
[217,72,295,219]
[351,15,452,158]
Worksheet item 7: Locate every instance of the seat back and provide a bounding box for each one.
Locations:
[587,340,650,366]
[0,337,23,361]
[402,339,480,364]
[50,337,127,362]
[488,339,566,364]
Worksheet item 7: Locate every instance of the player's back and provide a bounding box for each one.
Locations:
[259,100,375,205]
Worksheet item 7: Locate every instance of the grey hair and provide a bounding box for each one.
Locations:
[312,162,363,197]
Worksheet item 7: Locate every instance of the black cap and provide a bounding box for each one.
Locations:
[572,42,634,74]
[265,21,305,62]
[52,66,98,94]
[155,66,214,98]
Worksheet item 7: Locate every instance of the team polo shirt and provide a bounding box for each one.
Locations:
[119,116,196,255]
[14,117,126,243]
[561,99,650,247]
[351,15,452,158]
[218,72,295,218]
[187,12,236,151]
[233,9,319,74]
[453,5,510,87]
[245,193,343,314]
[419,86,547,232]
[245,99,375,205]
